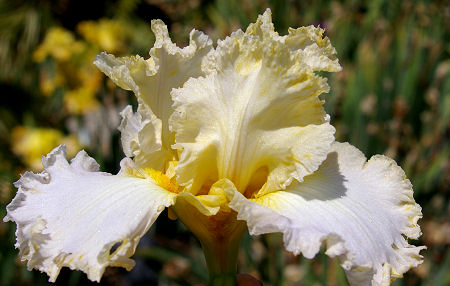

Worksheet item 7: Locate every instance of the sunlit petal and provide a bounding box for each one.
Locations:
[283,26,342,72]
[226,142,424,285]
[245,9,341,73]
[171,11,337,195]
[4,146,176,282]
[94,20,212,169]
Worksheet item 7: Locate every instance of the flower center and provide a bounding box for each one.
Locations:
[148,169,181,193]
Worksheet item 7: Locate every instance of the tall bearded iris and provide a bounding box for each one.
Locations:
[4,10,424,285]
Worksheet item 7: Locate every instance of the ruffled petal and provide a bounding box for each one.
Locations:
[171,13,336,194]
[3,146,176,282]
[226,142,424,285]
[94,20,212,169]
[118,104,172,170]
[242,9,341,72]
[118,105,160,158]
[283,26,342,72]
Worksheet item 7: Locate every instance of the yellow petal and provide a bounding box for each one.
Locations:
[94,20,212,170]
[170,179,245,248]
[246,10,342,72]
[171,11,338,195]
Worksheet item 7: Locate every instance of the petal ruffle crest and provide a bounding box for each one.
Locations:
[4,146,176,282]
[226,142,424,286]
[245,9,342,73]
[170,10,337,195]
[94,20,212,169]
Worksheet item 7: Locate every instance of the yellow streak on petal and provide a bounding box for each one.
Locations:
[251,191,284,211]
[124,167,181,194]
[236,58,261,75]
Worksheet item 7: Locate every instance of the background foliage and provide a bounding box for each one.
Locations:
[0,0,448,285]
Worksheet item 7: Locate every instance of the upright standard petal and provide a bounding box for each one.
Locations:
[170,13,337,195]
[4,146,176,282]
[226,142,424,286]
[94,20,212,169]
[245,9,341,72]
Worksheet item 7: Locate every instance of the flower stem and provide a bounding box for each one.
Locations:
[169,194,247,286]
[171,202,246,286]
[201,231,243,286]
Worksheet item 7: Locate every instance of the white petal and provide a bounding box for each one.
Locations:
[94,20,212,169]
[226,142,424,285]
[117,104,170,170]
[118,105,161,158]
[171,21,335,194]
[3,146,176,282]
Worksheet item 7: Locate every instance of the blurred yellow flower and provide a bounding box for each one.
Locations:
[33,18,131,115]
[39,71,65,96]
[64,49,102,114]
[64,87,100,114]
[75,49,104,91]
[33,27,85,62]
[33,24,105,114]
[77,19,126,53]
[11,126,80,170]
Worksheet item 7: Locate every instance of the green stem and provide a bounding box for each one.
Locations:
[169,194,247,286]
[208,274,237,286]
[201,233,243,286]
[170,202,246,286]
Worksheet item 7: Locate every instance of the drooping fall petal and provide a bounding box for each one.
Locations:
[225,142,424,286]
[4,146,176,282]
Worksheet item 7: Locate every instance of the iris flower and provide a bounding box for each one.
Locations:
[5,10,424,285]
